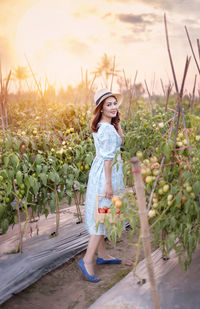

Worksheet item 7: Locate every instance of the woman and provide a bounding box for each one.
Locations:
[78,88,125,282]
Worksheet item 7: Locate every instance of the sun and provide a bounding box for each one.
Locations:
[16,5,69,56]
[15,3,80,87]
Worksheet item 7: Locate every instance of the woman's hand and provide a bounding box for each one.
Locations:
[105,182,113,199]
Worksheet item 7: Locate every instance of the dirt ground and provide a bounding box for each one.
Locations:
[2,227,148,309]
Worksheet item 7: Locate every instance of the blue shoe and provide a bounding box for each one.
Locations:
[78,259,100,282]
[96,257,122,264]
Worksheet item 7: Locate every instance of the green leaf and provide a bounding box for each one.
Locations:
[163,144,171,161]
[16,171,23,185]
[1,218,9,234]
[193,181,200,195]
[168,232,175,248]
[49,172,55,182]
[49,200,56,213]
[29,176,35,188]
[42,165,48,174]
[36,165,42,175]
[24,174,30,187]
[170,217,176,228]
[35,155,43,165]
[44,208,49,218]
[175,192,182,205]
[55,173,60,185]
[39,173,47,186]
[32,179,39,195]
[10,154,19,168]
[62,163,68,173]
[7,170,14,178]
[3,156,9,167]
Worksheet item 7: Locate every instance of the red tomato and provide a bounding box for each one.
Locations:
[116,209,121,214]
[99,208,106,213]
[103,207,108,213]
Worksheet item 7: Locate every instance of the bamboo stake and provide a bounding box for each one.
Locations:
[164,13,179,93]
[54,182,60,236]
[73,188,82,223]
[185,26,200,75]
[144,79,153,117]
[165,15,191,153]
[4,70,11,128]
[13,179,23,253]
[131,156,160,309]
[190,74,197,113]
[165,83,173,112]
[197,39,200,61]
[160,78,165,96]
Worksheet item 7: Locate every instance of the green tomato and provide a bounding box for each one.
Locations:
[148,209,156,218]
[186,186,192,193]
[5,197,10,203]
[136,151,143,159]
[152,202,158,208]
[167,194,173,201]
[163,184,169,193]
[145,176,153,184]
[85,164,89,170]
[158,188,163,195]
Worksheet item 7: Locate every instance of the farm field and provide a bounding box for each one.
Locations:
[1,88,200,265]
[1,2,200,308]
[2,225,148,309]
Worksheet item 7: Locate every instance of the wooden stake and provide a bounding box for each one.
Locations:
[131,156,160,309]
[185,26,200,75]
[13,179,23,253]
[54,182,60,236]
[144,79,153,117]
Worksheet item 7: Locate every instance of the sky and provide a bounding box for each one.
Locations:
[0,0,200,94]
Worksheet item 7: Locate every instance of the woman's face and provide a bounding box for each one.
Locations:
[101,96,118,119]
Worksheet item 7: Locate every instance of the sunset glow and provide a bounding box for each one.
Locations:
[0,0,199,92]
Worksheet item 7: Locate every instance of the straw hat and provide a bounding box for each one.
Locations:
[93,88,122,112]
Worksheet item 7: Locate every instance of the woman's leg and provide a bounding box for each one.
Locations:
[96,235,116,260]
[83,234,102,275]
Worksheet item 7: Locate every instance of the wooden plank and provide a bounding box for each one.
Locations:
[0,221,89,305]
[89,247,200,309]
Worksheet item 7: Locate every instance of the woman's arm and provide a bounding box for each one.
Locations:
[104,160,113,199]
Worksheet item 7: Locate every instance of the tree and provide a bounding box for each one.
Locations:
[14,66,29,95]
[93,53,120,88]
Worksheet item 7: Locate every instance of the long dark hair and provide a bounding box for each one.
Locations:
[90,96,121,133]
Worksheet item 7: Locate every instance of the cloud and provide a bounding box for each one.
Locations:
[138,0,200,16]
[117,13,162,40]
[118,13,162,25]
[104,0,200,16]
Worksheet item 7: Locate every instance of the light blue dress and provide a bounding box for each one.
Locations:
[85,122,125,235]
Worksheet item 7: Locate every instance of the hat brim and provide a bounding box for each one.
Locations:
[93,92,122,113]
